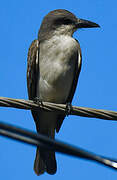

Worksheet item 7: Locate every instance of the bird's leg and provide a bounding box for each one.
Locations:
[65,102,72,116]
[34,97,43,106]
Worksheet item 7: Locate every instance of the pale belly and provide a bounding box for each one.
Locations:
[37,61,75,103]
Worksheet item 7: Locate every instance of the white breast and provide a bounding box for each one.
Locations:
[37,35,80,103]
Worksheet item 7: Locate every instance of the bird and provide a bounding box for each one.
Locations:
[27,9,100,176]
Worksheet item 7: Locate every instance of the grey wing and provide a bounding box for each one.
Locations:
[56,41,82,133]
[27,39,40,126]
[66,41,82,103]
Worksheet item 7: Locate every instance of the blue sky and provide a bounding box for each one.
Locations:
[0,0,117,179]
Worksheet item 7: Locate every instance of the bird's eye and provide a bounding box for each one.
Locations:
[63,19,73,25]
[54,18,73,25]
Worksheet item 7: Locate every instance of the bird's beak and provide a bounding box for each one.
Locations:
[76,18,100,28]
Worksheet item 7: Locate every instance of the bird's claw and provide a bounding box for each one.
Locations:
[34,97,43,106]
[66,103,72,116]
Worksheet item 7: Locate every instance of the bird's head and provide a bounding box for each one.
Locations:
[38,9,100,41]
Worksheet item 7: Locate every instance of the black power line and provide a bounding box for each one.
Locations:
[0,121,117,170]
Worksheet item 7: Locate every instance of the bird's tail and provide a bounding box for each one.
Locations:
[34,128,57,175]
[34,147,46,175]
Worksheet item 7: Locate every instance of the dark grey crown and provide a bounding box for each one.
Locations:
[38,9,78,41]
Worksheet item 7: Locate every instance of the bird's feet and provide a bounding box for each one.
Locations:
[34,97,43,106]
[65,102,72,116]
